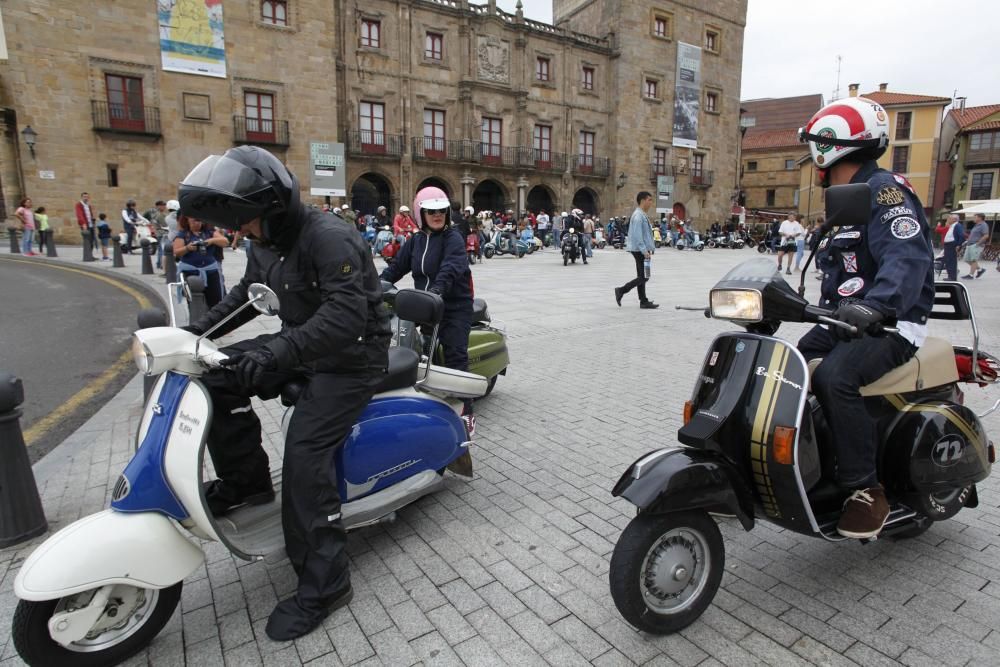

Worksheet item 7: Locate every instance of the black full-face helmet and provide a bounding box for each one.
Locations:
[178,145,299,233]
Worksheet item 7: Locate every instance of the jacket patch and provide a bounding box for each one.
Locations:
[842,252,858,273]
[876,186,905,206]
[890,216,920,239]
[879,206,916,223]
[838,277,865,296]
[341,262,353,274]
[834,230,861,240]
[818,237,830,250]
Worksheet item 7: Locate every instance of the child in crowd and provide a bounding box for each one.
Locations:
[96,213,112,260]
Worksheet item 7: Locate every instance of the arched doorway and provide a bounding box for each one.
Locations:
[572,187,599,216]
[472,179,507,214]
[350,173,392,216]
[673,202,687,220]
[416,177,452,199]
[526,185,555,215]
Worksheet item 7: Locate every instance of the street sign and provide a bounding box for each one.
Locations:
[309,141,345,197]
[656,175,674,214]
[38,171,55,180]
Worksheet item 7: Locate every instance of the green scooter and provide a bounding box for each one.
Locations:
[381,281,510,396]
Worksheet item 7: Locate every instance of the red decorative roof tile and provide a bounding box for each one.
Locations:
[861,91,951,106]
[949,104,1000,130]
[741,128,804,151]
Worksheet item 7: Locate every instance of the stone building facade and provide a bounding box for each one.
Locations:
[1,0,747,241]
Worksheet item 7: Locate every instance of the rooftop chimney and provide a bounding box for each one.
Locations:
[848,83,859,97]
[878,82,888,92]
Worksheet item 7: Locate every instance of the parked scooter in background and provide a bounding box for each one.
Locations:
[483,229,527,259]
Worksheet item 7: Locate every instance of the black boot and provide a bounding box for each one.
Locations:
[265,585,353,641]
[203,478,275,517]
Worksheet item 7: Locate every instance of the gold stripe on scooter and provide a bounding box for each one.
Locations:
[885,394,988,468]
[751,344,788,517]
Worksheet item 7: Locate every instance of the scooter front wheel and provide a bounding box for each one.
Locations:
[12,582,182,667]
[609,511,723,635]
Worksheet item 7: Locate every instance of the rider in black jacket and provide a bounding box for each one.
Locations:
[178,146,390,642]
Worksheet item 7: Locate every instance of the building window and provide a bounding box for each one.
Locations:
[644,79,658,99]
[579,131,595,170]
[425,32,443,61]
[581,66,594,91]
[969,131,996,151]
[261,0,287,26]
[706,92,718,112]
[971,172,994,200]
[895,111,912,141]
[892,145,909,173]
[653,147,668,175]
[793,189,800,206]
[107,164,119,188]
[533,124,552,166]
[705,28,720,53]
[785,159,795,170]
[105,74,146,132]
[747,160,757,171]
[244,91,275,143]
[360,101,385,152]
[423,109,445,157]
[766,189,776,207]
[654,16,670,38]
[361,19,380,48]
[482,117,502,163]
[536,57,550,82]
[692,153,706,184]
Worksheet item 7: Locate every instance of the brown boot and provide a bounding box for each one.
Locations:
[836,485,889,538]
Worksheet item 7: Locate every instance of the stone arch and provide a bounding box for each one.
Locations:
[572,187,600,216]
[416,176,453,199]
[673,202,687,219]
[526,184,556,215]
[472,178,509,214]
[350,172,393,217]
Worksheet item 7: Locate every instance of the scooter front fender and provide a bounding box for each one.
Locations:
[612,447,755,530]
[14,509,204,601]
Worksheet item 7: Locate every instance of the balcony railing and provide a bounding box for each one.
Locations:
[233,116,290,146]
[91,100,161,137]
[411,137,480,162]
[690,170,714,188]
[966,146,1000,166]
[347,130,405,157]
[572,155,611,177]
[649,164,676,183]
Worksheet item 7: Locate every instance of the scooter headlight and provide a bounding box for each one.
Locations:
[710,289,763,323]
[131,336,154,375]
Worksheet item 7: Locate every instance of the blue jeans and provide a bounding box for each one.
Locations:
[582,235,593,257]
[552,228,561,245]
[21,228,34,254]
[795,239,805,268]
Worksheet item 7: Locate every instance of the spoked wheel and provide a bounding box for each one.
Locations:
[12,582,182,667]
[609,511,723,634]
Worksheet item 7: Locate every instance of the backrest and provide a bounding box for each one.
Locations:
[394,288,444,326]
[930,282,973,321]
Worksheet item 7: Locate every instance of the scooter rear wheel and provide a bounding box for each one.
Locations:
[610,510,723,635]
[12,582,182,667]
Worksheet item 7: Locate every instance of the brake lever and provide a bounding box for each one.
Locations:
[817,315,899,336]
[676,305,712,319]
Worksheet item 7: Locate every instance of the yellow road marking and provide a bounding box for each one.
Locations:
[0,257,152,446]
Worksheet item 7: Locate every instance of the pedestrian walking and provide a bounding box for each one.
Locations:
[34,206,51,254]
[961,213,990,279]
[614,191,658,309]
[942,213,964,281]
[582,215,595,258]
[15,198,36,255]
[776,213,802,274]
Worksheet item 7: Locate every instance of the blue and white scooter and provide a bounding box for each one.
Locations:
[12,284,485,666]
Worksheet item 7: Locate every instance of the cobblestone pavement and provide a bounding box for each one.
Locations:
[2,242,999,666]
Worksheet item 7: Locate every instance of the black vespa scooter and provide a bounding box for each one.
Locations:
[609,183,997,635]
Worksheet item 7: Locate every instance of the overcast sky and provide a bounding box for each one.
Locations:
[497,0,1000,108]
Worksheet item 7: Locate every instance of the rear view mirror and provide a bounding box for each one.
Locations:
[824,183,871,228]
[248,283,280,316]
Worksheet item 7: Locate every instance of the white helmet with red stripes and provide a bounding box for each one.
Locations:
[799,97,889,169]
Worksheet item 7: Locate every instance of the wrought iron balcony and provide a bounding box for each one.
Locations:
[233,116,289,146]
[690,170,714,188]
[347,130,405,157]
[649,163,676,183]
[572,155,611,177]
[411,137,480,162]
[91,100,161,137]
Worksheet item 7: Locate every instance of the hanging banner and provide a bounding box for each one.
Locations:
[656,175,674,214]
[310,142,346,197]
[157,0,227,78]
[672,42,702,149]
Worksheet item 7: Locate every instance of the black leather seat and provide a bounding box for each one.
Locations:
[472,298,489,324]
[280,346,421,407]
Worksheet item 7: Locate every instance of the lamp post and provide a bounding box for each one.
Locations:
[21,126,37,158]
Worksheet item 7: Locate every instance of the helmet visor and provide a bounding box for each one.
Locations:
[179,155,281,229]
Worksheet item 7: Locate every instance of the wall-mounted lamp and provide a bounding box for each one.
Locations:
[21,125,37,158]
[960,173,968,188]
[616,172,627,189]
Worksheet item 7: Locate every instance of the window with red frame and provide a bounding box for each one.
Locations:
[536,57,550,82]
[261,0,287,26]
[653,147,668,175]
[361,19,380,48]
[360,101,385,152]
[579,131,594,170]
[581,67,594,91]
[105,74,145,132]
[482,117,502,162]
[245,91,275,142]
[423,109,445,156]
[645,79,658,99]
[533,125,552,165]
[425,32,443,61]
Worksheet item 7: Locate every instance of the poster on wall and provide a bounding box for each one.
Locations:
[672,42,702,149]
[157,0,227,78]
[310,142,347,197]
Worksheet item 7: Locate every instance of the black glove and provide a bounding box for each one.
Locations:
[219,348,276,390]
[832,303,884,341]
[428,286,442,296]
[180,324,204,336]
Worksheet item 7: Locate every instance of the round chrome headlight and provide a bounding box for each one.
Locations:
[131,336,153,375]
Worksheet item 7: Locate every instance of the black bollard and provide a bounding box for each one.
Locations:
[163,246,177,283]
[112,237,125,267]
[8,228,19,254]
[0,373,48,548]
[186,274,208,323]
[140,239,154,275]
[137,308,168,400]
[45,232,58,257]
[82,231,96,262]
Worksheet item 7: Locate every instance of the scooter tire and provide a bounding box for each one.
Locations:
[483,375,498,396]
[484,246,495,259]
[746,239,756,248]
[563,255,568,266]
[609,510,723,635]
[908,485,972,522]
[695,245,704,252]
[12,582,182,667]
[757,244,767,254]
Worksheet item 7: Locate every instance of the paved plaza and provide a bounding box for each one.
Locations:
[2,242,999,666]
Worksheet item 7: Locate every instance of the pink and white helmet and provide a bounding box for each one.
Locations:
[799,97,889,169]
[412,186,451,228]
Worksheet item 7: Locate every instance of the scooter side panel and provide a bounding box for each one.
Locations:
[338,396,466,501]
[468,328,509,379]
[14,509,204,600]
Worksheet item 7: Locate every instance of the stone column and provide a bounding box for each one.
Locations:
[461,172,475,209]
[516,176,529,216]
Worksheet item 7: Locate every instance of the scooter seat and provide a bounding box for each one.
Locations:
[472,298,490,324]
[279,347,421,407]
[806,337,959,396]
